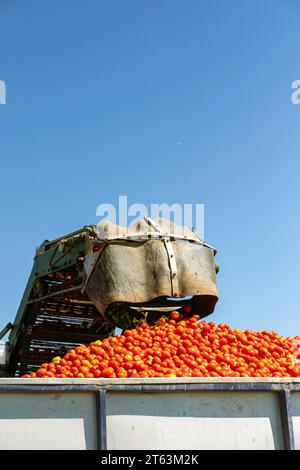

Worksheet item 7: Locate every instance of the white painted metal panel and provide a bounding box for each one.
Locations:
[291,392,300,450]
[0,419,86,450]
[0,392,97,450]
[106,390,283,449]
[292,417,300,450]
[107,415,275,450]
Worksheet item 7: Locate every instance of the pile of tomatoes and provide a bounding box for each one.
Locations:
[22,313,300,378]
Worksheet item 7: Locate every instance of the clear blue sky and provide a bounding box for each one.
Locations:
[0,0,299,337]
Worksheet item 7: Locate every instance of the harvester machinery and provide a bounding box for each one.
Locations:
[0,217,219,376]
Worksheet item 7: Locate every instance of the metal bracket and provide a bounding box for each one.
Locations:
[163,239,179,297]
[146,217,179,298]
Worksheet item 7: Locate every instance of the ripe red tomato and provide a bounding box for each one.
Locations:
[73,359,81,368]
[102,367,115,378]
[129,369,139,378]
[98,360,109,370]
[36,368,47,377]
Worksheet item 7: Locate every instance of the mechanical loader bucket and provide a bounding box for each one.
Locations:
[84,217,219,327]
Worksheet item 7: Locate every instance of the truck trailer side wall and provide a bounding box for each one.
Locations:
[0,378,299,450]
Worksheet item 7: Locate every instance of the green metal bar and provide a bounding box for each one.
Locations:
[0,323,13,340]
[26,283,83,304]
[7,264,36,349]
